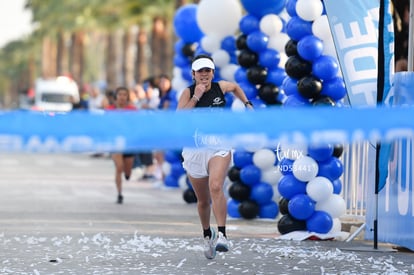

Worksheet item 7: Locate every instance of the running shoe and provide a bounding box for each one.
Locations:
[117,194,123,204]
[215,232,229,252]
[203,228,217,259]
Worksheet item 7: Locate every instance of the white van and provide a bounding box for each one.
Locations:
[33,76,80,112]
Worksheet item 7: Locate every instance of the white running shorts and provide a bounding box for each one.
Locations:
[182,148,231,178]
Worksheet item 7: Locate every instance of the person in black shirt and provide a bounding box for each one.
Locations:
[177,54,252,259]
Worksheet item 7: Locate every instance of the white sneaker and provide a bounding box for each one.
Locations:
[203,228,217,259]
[215,232,229,252]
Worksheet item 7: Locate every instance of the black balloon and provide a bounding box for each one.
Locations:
[229,181,251,202]
[236,34,248,50]
[183,188,197,204]
[238,200,259,219]
[181,43,195,58]
[297,76,323,99]
[277,214,307,234]
[312,96,336,106]
[258,83,280,105]
[238,49,259,68]
[333,144,344,158]
[228,166,241,182]
[247,66,268,85]
[285,39,298,57]
[285,55,312,79]
[278,198,289,215]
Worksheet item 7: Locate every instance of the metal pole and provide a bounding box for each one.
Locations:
[408,0,414,71]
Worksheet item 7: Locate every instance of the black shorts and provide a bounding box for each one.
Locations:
[122,153,134,158]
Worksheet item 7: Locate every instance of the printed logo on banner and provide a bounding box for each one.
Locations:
[324,0,394,107]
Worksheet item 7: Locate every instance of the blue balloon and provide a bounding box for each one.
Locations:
[278,174,307,200]
[246,31,269,53]
[174,40,186,54]
[312,55,339,81]
[332,178,342,194]
[234,67,248,83]
[233,150,254,168]
[227,199,242,218]
[239,81,258,99]
[286,16,313,41]
[240,164,261,186]
[288,194,315,220]
[250,182,274,205]
[173,54,190,68]
[239,14,260,35]
[173,4,204,43]
[164,175,179,188]
[285,0,298,17]
[281,76,299,96]
[317,157,344,181]
[181,65,192,82]
[250,98,267,108]
[259,201,279,219]
[297,35,324,62]
[266,68,287,86]
[259,48,281,70]
[170,162,185,178]
[284,95,310,107]
[241,0,286,18]
[221,36,237,53]
[224,93,234,108]
[278,158,294,175]
[321,77,347,101]
[164,150,182,163]
[306,211,333,233]
[307,144,334,162]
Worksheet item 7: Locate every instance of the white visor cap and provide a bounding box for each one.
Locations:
[191,58,215,71]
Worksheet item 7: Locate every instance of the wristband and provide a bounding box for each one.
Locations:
[244,100,253,107]
[192,95,200,102]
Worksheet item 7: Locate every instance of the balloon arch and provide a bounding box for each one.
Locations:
[165,0,347,236]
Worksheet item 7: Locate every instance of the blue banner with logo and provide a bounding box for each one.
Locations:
[1,107,414,152]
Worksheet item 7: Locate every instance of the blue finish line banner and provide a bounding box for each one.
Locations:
[1,107,414,153]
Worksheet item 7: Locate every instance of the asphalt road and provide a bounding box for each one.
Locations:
[0,153,413,274]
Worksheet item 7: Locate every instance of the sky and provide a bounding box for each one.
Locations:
[0,0,33,48]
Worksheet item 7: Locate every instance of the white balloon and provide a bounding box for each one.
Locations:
[329,218,342,234]
[253,149,277,170]
[292,156,318,182]
[201,34,222,53]
[260,14,283,37]
[261,166,283,185]
[315,194,347,218]
[306,176,334,202]
[231,98,246,111]
[268,33,290,53]
[197,0,242,38]
[162,162,171,176]
[220,64,239,82]
[296,0,324,22]
[211,49,230,68]
[312,15,332,41]
[272,184,281,202]
[178,174,188,190]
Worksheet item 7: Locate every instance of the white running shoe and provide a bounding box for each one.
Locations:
[203,228,217,259]
[215,232,229,252]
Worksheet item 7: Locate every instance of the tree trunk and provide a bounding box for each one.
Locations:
[135,27,148,83]
[122,26,136,87]
[42,36,57,78]
[106,32,118,90]
[70,31,85,86]
[56,31,69,77]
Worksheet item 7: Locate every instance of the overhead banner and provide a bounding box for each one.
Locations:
[1,107,414,152]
